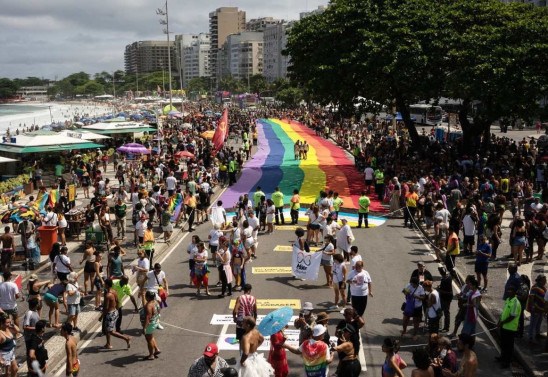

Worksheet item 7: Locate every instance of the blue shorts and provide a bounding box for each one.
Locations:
[512,236,526,247]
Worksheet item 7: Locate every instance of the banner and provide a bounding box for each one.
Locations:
[68,184,76,202]
[291,246,322,280]
[212,109,228,151]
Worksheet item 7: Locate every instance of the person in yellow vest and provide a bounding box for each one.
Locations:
[374,167,385,200]
[357,191,370,228]
[496,285,521,369]
[404,187,419,228]
[271,187,285,225]
[445,226,460,273]
[332,192,344,221]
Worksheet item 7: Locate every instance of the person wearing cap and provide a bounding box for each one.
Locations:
[239,316,273,376]
[410,261,433,285]
[331,323,361,376]
[65,272,82,332]
[316,312,331,344]
[188,342,229,377]
[284,324,334,377]
[294,302,317,345]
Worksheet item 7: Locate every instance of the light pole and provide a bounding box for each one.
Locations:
[157,1,173,110]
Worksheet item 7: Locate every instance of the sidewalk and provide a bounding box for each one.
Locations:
[418,210,548,377]
[6,168,197,375]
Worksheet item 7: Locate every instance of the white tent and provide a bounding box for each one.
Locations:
[0,156,17,163]
[58,130,111,140]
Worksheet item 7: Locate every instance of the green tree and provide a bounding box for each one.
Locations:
[442,0,548,150]
[276,87,304,107]
[0,78,18,99]
[219,75,245,93]
[249,74,268,94]
[286,0,448,147]
[78,81,105,97]
[187,77,211,95]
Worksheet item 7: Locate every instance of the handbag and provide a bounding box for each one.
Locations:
[154,272,167,301]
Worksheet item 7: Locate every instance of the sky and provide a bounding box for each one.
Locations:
[0,0,327,81]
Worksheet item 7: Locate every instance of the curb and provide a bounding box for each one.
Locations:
[413,219,539,377]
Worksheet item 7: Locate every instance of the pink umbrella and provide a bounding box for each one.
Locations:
[174,150,195,159]
[117,143,150,154]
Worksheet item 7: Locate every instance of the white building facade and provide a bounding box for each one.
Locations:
[175,34,211,87]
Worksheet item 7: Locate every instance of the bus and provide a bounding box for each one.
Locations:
[409,104,443,125]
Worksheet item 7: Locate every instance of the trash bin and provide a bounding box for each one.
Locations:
[37,225,58,255]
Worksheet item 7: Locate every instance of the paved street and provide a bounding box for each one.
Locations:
[37,213,508,377]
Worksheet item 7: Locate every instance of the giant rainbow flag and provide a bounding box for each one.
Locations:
[219,119,385,212]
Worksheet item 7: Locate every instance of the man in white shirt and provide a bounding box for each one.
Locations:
[0,271,22,329]
[461,208,477,255]
[364,166,375,194]
[42,206,58,226]
[246,211,260,256]
[144,263,168,296]
[346,261,372,317]
[165,172,177,197]
[135,217,148,245]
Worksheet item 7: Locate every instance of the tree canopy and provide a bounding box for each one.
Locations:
[286,0,548,153]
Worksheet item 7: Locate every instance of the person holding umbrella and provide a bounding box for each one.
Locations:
[258,307,293,377]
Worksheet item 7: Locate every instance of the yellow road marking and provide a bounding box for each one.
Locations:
[229,299,301,309]
[252,266,292,274]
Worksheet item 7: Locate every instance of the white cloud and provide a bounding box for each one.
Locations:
[0,0,327,79]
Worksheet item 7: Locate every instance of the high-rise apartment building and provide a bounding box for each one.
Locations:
[124,41,176,74]
[263,22,294,83]
[217,32,263,84]
[246,17,282,32]
[209,7,246,87]
[299,5,328,19]
[175,34,211,88]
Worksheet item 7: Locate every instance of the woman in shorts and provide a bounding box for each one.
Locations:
[143,291,161,360]
[80,241,97,295]
[320,235,336,287]
[93,252,105,311]
[43,282,67,328]
[0,313,19,377]
[187,235,200,285]
[330,253,347,310]
[401,277,425,339]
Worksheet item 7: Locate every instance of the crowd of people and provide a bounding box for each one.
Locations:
[1,103,547,377]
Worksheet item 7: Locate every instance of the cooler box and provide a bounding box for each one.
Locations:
[37,225,58,255]
[85,228,105,244]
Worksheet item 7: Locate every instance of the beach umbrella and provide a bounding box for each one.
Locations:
[130,114,144,121]
[181,123,193,130]
[117,143,150,154]
[174,150,194,159]
[163,104,177,115]
[257,307,293,337]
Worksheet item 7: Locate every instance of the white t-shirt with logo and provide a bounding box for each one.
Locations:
[347,270,372,297]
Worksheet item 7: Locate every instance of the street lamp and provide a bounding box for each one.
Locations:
[156,1,173,110]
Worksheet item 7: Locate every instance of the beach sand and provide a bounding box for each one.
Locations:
[0,102,115,134]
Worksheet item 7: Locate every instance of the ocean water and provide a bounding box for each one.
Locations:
[0,103,49,116]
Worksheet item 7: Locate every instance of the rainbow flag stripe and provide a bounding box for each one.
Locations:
[219,119,385,212]
[168,193,183,222]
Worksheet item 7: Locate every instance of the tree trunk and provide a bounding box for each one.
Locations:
[396,97,421,150]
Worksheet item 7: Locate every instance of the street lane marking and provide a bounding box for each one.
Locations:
[210,314,298,325]
[252,266,292,274]
[229,299,301,310]
[274,245,319,252]
[275,225,299,230]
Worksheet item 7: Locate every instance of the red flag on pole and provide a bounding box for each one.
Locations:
[212,109,228,151]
